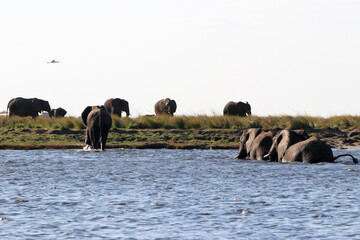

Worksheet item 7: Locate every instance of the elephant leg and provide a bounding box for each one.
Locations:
[85,128,91,145]
[93,127,101,149]
[100,128,110,151]
[89,126,100,149]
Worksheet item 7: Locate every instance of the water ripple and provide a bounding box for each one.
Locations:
[0,149,359,239]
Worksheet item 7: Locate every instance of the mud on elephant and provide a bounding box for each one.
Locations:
[7,97,51,118]
[236,128,273,160]
[81,106,112,151]
[223,101,251,116]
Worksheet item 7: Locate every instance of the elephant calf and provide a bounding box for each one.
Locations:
[81,106,112,151]
[49,107,67,118]
[236,128,273,160]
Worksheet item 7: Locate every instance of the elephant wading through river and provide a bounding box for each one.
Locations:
[49,107,67,118]
[264,130,309,162]
[223,101,251,116]
[236,128,273,160]
[282,137,358,164]
[154,98,177,116]
[81,106,112,151]
[7,97,51,118]
[264,130,358,164]
[104,98,130,117]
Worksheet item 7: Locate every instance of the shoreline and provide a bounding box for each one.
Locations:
[1,128,360,150]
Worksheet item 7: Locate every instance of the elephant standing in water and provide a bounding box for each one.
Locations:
[7,97,51,118]
[264,130,358,163]
[81,106,112,151]
[236,128,273,160]
[104,98,130,117]
[49,107,67,118]
[155,98,177,116]
[223,101,251,116]
[264,130,309,162]
[282,137,358,164]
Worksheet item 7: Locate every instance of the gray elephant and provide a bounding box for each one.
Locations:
[49,107,67,118]
[155,98,177,116]
[264,129,309,162]
[104,98,130,117]
[236,128,273,160]
[81,106,112,151]
[223,101,251,116]
[282,137,358,164]
[7,97,51,118]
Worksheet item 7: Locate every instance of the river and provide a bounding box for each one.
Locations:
[0,149,359,239]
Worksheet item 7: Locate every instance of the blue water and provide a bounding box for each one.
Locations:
[0,149,359,239]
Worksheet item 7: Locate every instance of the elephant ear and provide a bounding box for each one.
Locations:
[32,98,42,113]
[170,100,177,113]
[277,131,289,160]
[81,106,93,125]
[245,128,262,154]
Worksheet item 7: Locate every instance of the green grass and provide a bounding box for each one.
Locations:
[1,115,360,130]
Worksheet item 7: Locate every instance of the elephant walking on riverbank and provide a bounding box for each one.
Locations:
[223,101,251,116]
[236,128,273,160]
[81,106,112,151]
[104,98,130,117]
[155,98,177,116]
[7,97,51,118]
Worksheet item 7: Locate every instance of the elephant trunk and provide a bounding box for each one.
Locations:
[264,146,277,162]
[235,143,247,159]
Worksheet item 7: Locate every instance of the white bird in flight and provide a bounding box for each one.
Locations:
[47,59,60,63]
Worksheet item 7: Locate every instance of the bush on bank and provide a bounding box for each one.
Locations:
[1,115,360,131]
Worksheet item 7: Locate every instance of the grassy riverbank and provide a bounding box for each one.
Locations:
[1,115,360,149]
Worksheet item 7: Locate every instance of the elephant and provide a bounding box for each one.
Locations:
[264,129,309,162]
[154,98,177,116]
[282,137,358,164]
[7,97,51,118]
[49,107,67,118]
[104,98,130,117]
[223,101,251,116]
[236,128,273,160]
[81,106,112,151]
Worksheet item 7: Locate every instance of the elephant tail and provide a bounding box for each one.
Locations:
[333,154,358,164]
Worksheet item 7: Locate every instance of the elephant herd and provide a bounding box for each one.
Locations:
[4,97,360,163]
[236,128,358,164]
[6,97,181,151]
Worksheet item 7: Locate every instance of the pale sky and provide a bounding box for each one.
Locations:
[1,0,360,117]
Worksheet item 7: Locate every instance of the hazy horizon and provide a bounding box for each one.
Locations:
[1,1,360,117]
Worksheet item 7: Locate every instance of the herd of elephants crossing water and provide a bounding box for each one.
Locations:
[4,97,359,164]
